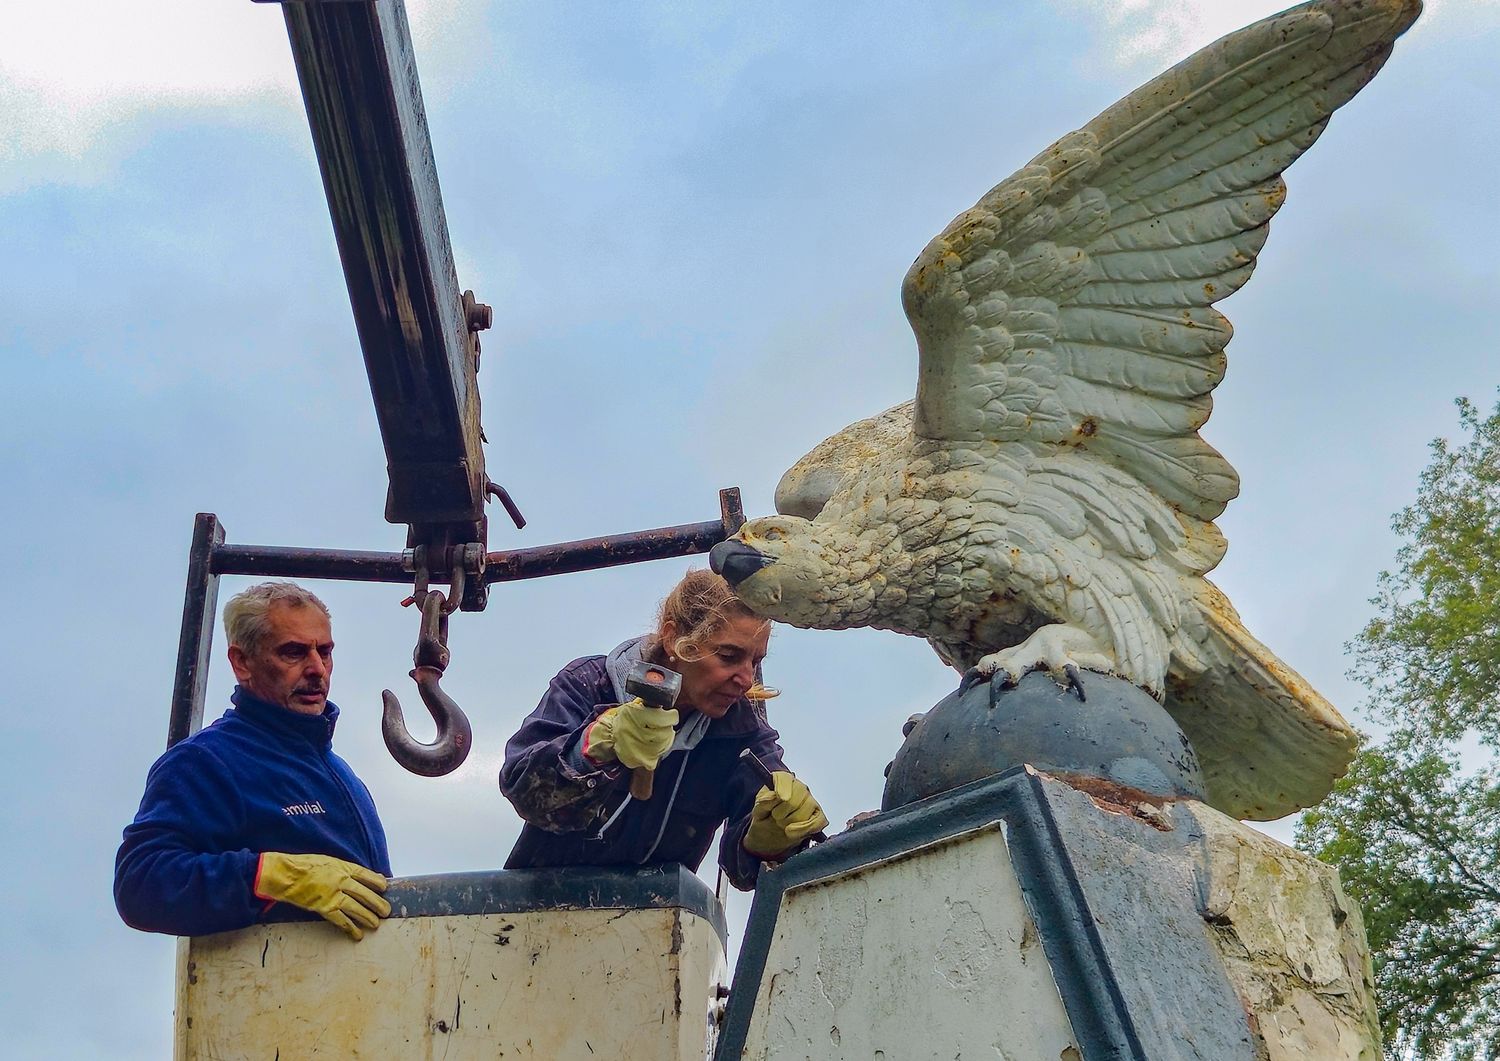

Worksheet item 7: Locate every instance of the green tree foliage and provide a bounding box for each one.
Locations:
[1300,738,1500,1058]
[1297,396,1500,1060]
[1351,397,1500,744]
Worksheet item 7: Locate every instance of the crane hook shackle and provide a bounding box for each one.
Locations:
[381,578,473,777]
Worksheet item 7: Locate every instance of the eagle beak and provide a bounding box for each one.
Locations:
[709,540,775,587]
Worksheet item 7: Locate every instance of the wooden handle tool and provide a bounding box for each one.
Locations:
[623,660,682,801]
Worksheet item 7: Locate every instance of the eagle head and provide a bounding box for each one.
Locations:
[709,515,852,629]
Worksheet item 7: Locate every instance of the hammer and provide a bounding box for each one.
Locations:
[623,659,682,800]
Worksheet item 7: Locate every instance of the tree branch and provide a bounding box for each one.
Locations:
[1385,786,1500,902]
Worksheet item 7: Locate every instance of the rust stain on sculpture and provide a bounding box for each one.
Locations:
[1042,770,1178,831]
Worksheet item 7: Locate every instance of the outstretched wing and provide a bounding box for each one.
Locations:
[903,0,1419,539]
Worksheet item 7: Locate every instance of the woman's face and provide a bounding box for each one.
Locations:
[667,614,770,719]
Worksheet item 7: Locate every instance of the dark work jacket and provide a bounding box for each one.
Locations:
[500,651,790,890]
[114,687,391,937]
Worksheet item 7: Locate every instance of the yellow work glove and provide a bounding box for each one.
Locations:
[583,699,679,770]
[744,771,828,858]
[255,852,391,941]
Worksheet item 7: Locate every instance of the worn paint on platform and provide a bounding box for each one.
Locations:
[175,905,725,1060]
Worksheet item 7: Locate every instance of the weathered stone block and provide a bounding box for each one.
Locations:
[1186,804,1380,1060]
[718,768,1379,1061]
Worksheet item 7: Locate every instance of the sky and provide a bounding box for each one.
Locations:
[2,1,1497,1056]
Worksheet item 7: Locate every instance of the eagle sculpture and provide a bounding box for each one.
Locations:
[711,0,1421,821]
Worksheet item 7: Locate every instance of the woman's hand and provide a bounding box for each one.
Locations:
[582,699,678,770]
[744,771,829,857]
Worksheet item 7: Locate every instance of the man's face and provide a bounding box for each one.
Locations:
[228,603,334,715]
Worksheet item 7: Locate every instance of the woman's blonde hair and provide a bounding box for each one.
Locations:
[654,568,766,663]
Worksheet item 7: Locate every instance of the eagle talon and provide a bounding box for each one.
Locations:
[1063,664,1087,703]
[961,659,1032,694]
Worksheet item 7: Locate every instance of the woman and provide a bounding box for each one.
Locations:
[500,569,827,889]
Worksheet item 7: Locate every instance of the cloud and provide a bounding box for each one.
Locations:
[8,0,1492,185]
[0,0,489,184]
[1056,0,1495,70]
[1,4,292,164]
[1057,0,1287,67]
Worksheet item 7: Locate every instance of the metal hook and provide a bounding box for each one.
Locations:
[381,587,473,776]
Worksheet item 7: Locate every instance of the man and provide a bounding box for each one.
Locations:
[115,582,392,940]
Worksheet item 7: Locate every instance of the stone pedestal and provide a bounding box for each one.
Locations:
[716,768,1378,1061]
[174,865,728,1061]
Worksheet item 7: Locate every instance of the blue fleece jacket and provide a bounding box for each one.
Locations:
[114,687,390,937]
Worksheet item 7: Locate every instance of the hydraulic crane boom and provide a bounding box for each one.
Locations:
[269,0,490,564]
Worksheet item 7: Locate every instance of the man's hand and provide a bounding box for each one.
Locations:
[583,699,678,770]
[744,772,829,858]
[254,852,391,941]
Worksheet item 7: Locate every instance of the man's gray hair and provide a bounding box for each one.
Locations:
[223,582,331,655]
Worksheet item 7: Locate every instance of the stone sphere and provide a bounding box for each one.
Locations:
[881,669,1206,811]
